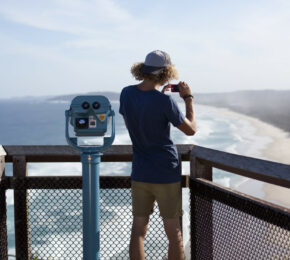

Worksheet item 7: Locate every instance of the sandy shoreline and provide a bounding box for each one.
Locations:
[199,105,290,208]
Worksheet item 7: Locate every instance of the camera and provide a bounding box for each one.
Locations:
[170,84,179,92]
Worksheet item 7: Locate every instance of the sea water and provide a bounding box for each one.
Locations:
[0,98,271,259]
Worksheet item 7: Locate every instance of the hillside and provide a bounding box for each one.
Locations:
[48,91,120,102]
[195,90,290,133]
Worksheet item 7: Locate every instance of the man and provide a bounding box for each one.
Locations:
[119,50,196,260]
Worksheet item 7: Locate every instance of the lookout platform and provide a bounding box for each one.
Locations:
[0,144,289,259]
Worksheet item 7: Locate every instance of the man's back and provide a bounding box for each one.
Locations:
[119,85,185,184]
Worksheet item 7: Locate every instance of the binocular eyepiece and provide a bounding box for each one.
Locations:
[81,101,101,110]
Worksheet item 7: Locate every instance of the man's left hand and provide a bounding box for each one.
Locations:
[161,84,171,94]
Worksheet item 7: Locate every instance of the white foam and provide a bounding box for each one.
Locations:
[113,131,131,145]
[225,143,238,154]
[6,190,14,205]
[100,162,131,176]
[8,248,16,260]
[214,177,231,188]
[28,162,82,176]
[210,107,273,159]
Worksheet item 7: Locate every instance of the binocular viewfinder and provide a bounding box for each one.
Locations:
[67,96,113,137]
[65,95,115,151]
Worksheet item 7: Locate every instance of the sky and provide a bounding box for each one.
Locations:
[0,0,290,98]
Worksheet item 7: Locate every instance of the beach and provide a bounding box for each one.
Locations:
[205,106,290,208]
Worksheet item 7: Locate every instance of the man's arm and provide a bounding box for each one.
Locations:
[176,82,196,136]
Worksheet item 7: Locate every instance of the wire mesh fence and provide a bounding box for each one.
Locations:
[1,175,290,260]
[190,179,290,260]
[2,177,169,260]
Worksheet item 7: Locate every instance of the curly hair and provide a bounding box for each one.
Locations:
[131,63,179,85]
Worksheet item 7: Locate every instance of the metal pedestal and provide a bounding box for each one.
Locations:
[81,152,102,260]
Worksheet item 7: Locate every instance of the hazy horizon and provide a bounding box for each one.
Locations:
[1,0,290,98]
[1,88,290,101]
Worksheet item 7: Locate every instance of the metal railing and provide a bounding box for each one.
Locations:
[0,144,289,260]
[190,146,290,259]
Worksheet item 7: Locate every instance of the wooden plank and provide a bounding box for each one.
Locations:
[0,145,8,260]
[191,145,290,188]
[5,143,290,186]
[190,157,212,181]
[3,144,193,162]
[196,178,290,214]
[5,175,190,189]
[13,156,30,260]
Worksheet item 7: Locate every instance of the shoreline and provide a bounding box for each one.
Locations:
[198,104,290,208]
[217,107,290,164]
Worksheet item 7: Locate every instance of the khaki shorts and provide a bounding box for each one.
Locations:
[131,180,182,219]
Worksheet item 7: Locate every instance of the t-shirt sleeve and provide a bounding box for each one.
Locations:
[164,96,185,127]
[119,89,125,115]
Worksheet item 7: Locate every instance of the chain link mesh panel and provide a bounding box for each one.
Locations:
[100,188,168,259]
[9,177,169,260]
[190,179,290,260]
[28,189,83,259]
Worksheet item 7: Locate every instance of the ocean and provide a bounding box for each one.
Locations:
[0,97,272,259]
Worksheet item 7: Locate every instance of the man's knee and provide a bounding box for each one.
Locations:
[163,218,182,242]
[131,216,149,238]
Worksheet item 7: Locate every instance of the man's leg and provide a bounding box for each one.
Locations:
[130,216,150,260]
[163,218,184,260]
[154,181,184,259]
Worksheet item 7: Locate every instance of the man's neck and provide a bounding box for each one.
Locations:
[137,80,160,91]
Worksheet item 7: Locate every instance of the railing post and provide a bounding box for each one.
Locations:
[0,146,8,260]
[179,154,183,234]
[13,156,30,260]
[190,149,213,260]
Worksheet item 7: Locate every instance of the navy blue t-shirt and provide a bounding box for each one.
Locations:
[119,85,185,183]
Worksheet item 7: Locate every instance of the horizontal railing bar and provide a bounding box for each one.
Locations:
[3,175,190,189]
[3,145,193,162]
[3,144,289,187]
[191,145,290,188]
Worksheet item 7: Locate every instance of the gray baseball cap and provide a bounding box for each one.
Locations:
[141,50,172,75]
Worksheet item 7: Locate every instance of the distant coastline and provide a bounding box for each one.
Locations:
[194,90,290,134]
[47,91,120,103]
[47,89,290,134]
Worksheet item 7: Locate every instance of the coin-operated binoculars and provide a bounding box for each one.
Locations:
[65,96,115,260]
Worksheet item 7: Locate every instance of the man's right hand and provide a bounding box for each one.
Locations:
[178,81,192,99]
